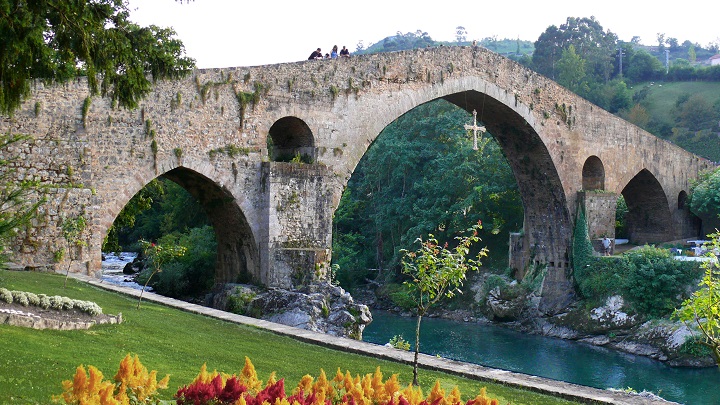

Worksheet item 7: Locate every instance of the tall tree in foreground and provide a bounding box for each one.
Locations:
[0,0,195,115]
[400,222,487,385]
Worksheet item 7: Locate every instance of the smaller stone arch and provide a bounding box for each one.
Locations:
[268,116,315,162]
[678,190,688,210]
[582,156,605,191]
[621,169,671,244]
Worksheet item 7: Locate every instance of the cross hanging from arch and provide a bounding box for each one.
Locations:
[464,109,485,151]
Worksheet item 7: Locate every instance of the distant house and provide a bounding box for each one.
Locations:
[710,55,720,66]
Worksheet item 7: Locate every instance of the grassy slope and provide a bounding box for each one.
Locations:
[0,270,577,405]
[632,81,720,160]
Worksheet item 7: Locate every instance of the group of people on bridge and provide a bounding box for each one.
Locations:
[308,45,350,60]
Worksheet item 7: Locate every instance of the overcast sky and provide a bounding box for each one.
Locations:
[127,0,719,69]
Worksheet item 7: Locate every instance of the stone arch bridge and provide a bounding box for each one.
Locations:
[1,46,710,311]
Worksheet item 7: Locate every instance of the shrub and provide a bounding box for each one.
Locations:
[26,292,40,306]
[575,256,629,304]
[388,335,411,350]
[38,294,51,309]
[0,287,13,304]
[623,246,702,317]
[137,226,216,299]
[11,290,29,306]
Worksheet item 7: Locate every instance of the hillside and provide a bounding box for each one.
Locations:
[632,81,720,161]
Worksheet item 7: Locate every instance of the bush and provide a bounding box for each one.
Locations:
[623,246,702,317]
[575,256,629,304]
[379,283,416,310]
[0,287,13,304]
[137,225,217,298]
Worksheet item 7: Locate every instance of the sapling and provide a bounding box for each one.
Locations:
[137,239,186,309]
[400,221,487,385]
[60,215,87,288]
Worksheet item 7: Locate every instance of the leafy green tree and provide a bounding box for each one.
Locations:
[624,104,650,130]
[676,94,716,132]
[689,44,697,63]
[688,167,720,227]
[555,45,588,94]
[533,17,617,82]
[107,178,211,252]
[137,225,217,298]
[136,239,186,309]
[625,49,664,83]
[332,100,522,283]
[400,222,486,385]
[0,0,195,115]
[623,246,701,317]
[60,214,88,288]
[675,231,720,368]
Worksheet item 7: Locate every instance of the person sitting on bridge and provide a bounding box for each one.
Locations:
[339,46,350,57]
[308,48,322,60]
[331,45,338,59]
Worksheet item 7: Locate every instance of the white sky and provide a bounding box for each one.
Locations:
[127,0,719,69]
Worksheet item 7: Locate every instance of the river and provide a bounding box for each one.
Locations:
[363,310,719,404]
[101,252,145,290]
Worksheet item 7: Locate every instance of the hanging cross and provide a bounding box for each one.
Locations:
[464,109,485,151]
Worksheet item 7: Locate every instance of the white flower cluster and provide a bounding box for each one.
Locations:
[0,288,13,304]
[0,288,103,316]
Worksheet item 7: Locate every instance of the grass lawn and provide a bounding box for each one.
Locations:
[633,81,720,127]
[0,270,578,405]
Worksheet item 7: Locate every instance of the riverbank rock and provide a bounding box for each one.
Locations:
[211,282,372,339]
[522,295,715,367]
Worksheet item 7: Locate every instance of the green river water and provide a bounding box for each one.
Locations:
[363,310,719,404]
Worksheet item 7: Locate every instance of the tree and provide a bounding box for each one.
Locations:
[400,222,487,385]
[136,239,186,309]
[675,231,720,368]
[657,33,666,53]
[332,100,522,279]
[60,214,88,288]
[688,167,720,227]
[676,94,715,132]
[0,0,195,115]
[625,104,650,129]
[689,44,697,63]
[533,17,617,82]
[555,45,587,94]
[626,49,664,83]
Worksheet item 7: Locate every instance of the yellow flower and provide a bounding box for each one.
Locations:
[427,381,445,405]
[295,374,314,395]
[241,356,262,393]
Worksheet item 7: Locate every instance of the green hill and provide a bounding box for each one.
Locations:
[631,81,720,161]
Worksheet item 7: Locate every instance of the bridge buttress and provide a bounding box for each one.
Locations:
[259,161,334,288]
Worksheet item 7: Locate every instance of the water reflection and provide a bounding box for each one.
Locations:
[363,310,719,404]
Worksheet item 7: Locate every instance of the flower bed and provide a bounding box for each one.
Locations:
[0,288,121,330]
[55,356,500,405]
